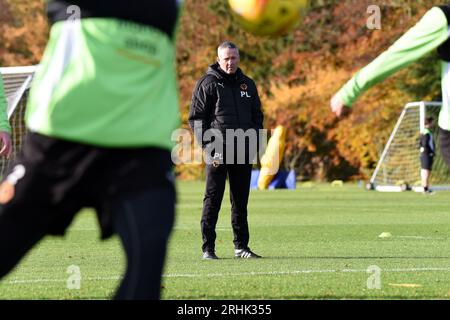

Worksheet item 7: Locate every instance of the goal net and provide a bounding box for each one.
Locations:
[369,101,450,192]
[0,66,37,178]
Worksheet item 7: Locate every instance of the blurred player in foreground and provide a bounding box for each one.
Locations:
[0,0,182,299]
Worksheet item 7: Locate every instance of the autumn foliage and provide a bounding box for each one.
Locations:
[0,0,441,181]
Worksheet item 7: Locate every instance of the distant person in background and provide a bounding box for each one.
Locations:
[420,117,435,193]
[330,5,450,171]
[0,74,12,158]
[0,0,182,300]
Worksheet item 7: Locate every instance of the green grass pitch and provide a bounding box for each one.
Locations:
[1,181,450,299]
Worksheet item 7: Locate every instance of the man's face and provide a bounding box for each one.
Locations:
[217,47,240,74]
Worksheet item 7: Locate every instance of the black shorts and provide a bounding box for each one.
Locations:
[420,155,434,170]
[0,133,174,239]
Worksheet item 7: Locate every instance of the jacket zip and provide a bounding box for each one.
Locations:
[230,81,241,128]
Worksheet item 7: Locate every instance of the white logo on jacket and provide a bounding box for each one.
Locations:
[241,91,251,98]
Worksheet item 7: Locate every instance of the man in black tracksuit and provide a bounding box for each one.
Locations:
[189,41,264,259]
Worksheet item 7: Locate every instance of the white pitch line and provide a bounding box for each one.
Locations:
[5,267,450,285]
[162,267,450,278]
[7,276,121,285]
[163,270,337,278]
[172,226,230,231]
[394,236,448,240]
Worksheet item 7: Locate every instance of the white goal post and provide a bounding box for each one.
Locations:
[0,66,37,177]
[368,101,450,192]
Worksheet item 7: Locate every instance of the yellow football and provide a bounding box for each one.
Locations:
[228,0,310,36]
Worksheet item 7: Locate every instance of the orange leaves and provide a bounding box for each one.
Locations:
[0,0,48,66]
[1,0,439,181]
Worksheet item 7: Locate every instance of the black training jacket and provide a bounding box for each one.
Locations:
[188,63,264,148]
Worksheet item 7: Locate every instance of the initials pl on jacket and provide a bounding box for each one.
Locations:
[241,91,251,98]
[240,83,251,98]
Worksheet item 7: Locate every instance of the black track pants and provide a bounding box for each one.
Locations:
[112,188,175,300]
[0,133,175,300]
[201,164,252,253]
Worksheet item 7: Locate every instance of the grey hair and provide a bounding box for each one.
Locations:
[217,41,239,56]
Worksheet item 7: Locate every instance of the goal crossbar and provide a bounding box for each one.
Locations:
[1,66,37,119]
[0,66,37,177]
